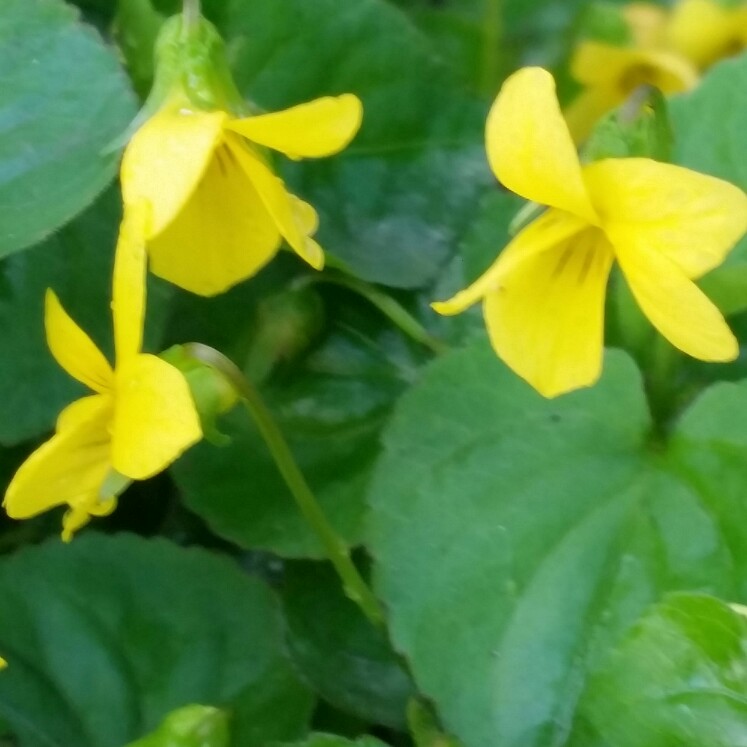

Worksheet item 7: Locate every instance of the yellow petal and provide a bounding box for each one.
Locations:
[667,0,743,68]
[481,226,615,398]
[45,290,113,393]
[3,395,112,520]
[564,87,625,145]
[149,143,282,295]
[227,94,363,160]
[485,67,596,222]
[121,104,228,237]
[292,195,320,235]
[585,159,747,278]
[623,3,668,48]
[61,495,117,543]
[570,42,698,92]
[432,210,588,315]
[113,205,149,364]
[616,240,738,361]
[229,139,325,269]
[111,354,202,480]
[56,393,112,431]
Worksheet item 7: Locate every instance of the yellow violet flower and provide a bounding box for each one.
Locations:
[565,34,697,143]
[120,92,362,297]
[2,206,202,540]
[623,3,669,48]
[433,67,747,398]
[666,0,747,69]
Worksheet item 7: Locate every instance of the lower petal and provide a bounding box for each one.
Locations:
[4,396,112,520]
[563,88,622,144]
[616,241,738,361]
[229,139,325,269]
[111,354,202,480]
[432,210,588,315]
[61,496,117,543]
[149,145,281,296]
[483,228,615,398]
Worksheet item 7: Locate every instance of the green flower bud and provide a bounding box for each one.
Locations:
[161,346,239,445]
[151,13,243,113]
[582,84,674,163]
[126,704,230,747]
[243,286,326,384]
[146,15,244,114]
[112,9,245,150]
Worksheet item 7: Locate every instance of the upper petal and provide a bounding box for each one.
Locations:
[570,42,698,92]
[121,103,228,237]
[113,204,149,364]
[3,395,112,520]
[616,239,738,361]
[481,225,615,398]
[623,3,668,48]
[229,138,325,269]
[148,143,281,296]
[666,0,740,68]
[111,354,202,480]
[585,159,747,278]
[563,87,626,145]
[432,210,588,315]
[45,290,113,393]
[486,67,596,222]
[226,94,363,160]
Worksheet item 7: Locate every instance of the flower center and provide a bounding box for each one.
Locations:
[618,63,658,94]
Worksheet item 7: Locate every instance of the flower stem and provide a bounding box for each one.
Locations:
[645,335,681,432]
[184,343,386,629]
[182,0,201,30]
[480,0,503,96]
[295,273,447,355]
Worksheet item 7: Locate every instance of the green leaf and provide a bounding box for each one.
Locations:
[0,533,313,747]
[270,735,389,747]
[388,0,506,95]
[0,188,171,445]
[0,0,136,256]
[368,341,747,747]
[458,190,524,285]
[577,593,747,746]
[174,302,420,558]
[220,0,493,289]
[113,0,166,98]
[282,562,414,727]
[671,53,747,187]
[668,55,747,318]
[126,705,230,747]
[393,0,598,84]
[408,699,462,747]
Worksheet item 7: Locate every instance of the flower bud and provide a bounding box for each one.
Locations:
[582,84,673,162]
[243,286,326,384]
[126,704,230,747]
[161,346,239,445]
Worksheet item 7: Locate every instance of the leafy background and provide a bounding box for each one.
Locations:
[1,0,747,745]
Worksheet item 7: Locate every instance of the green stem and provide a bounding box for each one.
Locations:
[182,0,200,30]
[296,273,448,355]
[480,0,503,96]
[645,335,681,432]
[184,343,386,629]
